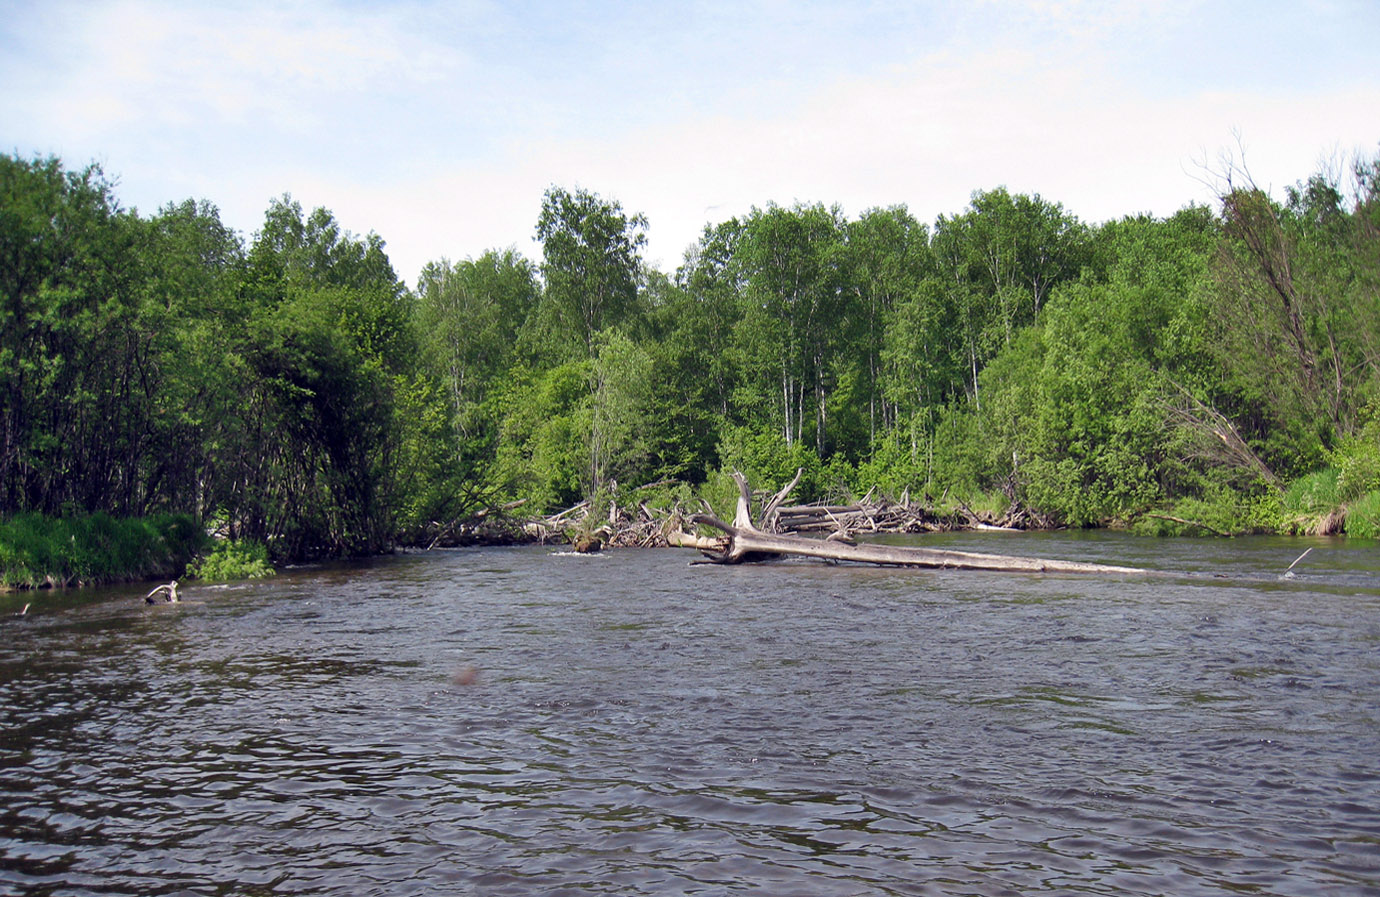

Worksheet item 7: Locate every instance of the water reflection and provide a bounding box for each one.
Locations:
[2,537,1378,894]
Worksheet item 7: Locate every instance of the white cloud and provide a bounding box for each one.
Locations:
[3,0,1377,286]
[365,33,1378,281]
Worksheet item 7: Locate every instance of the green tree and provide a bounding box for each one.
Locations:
[222,200,412,556]
[845,205,933,446]
[249,196,401,297]
[1204,158,1380,481]
[930,188,1089,407]
[531,186,648,361]
[967,210,1218,523]
[0,156,155,515]
[488,362,590,511]
[140,198,248,520]
[633,220,752,482]
[588,330,655,494]
[415,249,538,444]
[736,203,850,455]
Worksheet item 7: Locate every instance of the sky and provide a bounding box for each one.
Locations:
[3,0,1378,286]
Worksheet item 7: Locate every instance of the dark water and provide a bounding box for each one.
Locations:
[2,533,1378,896]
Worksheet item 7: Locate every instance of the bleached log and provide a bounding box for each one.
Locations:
[760,468,804,532]
[668,472,1150,575]
[677,514,1149,574]
[775,504,865,521]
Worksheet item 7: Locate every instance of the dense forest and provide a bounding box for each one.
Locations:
[3,149,1378,571]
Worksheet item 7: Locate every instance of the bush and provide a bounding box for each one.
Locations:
[617,480,697,516]
[1335,441,1380,502]
[851,430,929,500]
[185,539,276,581]
[698,469,742,523]
[714,424,824,503]
[1345,490,1380,539]
[1132,488,1282,536]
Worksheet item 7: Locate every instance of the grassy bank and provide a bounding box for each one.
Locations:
[0,513,205,591]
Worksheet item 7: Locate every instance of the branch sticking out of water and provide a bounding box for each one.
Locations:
[1282,547,1314,579]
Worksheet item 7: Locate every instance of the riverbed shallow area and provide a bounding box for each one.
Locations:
[2,533,1378,895]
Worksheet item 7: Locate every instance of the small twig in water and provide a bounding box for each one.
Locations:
[1286,547,1313,573]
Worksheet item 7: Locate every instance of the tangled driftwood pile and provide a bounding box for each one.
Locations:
[522,495,671,551]
[435,487,1025,553]
[422,500,531,548]
[663,471,1150,574]
[473,469,1147,575]
[513,468,1033,552]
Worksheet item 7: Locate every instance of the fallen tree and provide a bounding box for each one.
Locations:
[667,471,1152,575]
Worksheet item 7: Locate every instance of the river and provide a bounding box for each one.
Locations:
[2,533,1378,895]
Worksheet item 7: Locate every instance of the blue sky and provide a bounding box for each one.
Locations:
[3,0,1378,285]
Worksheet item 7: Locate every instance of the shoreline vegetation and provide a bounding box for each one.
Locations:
[426,469,1380,554]
[0,513,201,591]
[3,147,1378,594]
[2,473,1375,594]
[0,514,278,593]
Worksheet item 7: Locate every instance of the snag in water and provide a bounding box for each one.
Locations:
[668,471,1149,575]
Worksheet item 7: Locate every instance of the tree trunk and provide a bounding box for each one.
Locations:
[666,471,1150,575]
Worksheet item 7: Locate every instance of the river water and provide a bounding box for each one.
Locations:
[1,533,1378,896]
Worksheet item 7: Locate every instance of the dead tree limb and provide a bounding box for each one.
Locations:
[673,514,1149,573]
[1164,380,1281,489]
[667,472,1152,575]
[761,468,804,532]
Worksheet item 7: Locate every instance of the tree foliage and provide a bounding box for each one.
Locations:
[5,152,1377,554]
[532,185,648,361]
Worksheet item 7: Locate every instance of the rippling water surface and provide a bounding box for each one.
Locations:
[2,533,1378,895]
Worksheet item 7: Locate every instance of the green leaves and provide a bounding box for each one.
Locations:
[5,150,1376,548]
[185,538,275,581]
[534,186,648,361]
[489,362,591,511]
[589,331,654,494]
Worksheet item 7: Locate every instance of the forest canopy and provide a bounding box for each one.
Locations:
[3,148,1379,561]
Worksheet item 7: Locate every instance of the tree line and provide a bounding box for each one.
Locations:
[3,149,1378,563]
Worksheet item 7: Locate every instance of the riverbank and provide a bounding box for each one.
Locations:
[12,478,1374,596]
[0,513,203,592]
[414,477,1380,554]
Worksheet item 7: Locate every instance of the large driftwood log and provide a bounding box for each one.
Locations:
[666,471,1150,575]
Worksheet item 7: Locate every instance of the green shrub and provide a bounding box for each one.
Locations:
[1133,488,1282,537]
[187,539,276,581]
[152,514,207,562]
[714,425,824,503]
[1345,490,1380,539]
[185,539,276,581]
[851,430,930,500]
[699,469,742,523]
[1336,445,1380,502]
[955,489,1014,519]
[619,480,697,517]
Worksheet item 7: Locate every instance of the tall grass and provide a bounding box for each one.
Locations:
[1280,468,1345,534]
[0,513,204,590]
[1346,490,1380,539]
[1283,468,1341,513]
